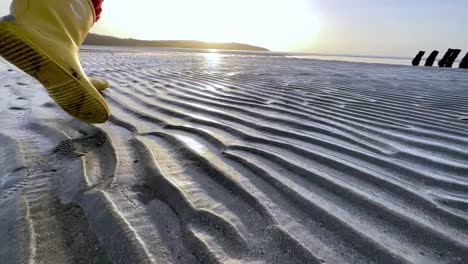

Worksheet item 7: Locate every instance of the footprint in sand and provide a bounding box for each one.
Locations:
[8,106,27,110]
[53,131,107,156]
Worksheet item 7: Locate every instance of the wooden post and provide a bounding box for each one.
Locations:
[445,49,461,68]
[412,51,425,66]
[425,50,439,66]
[438,49,454,67]
[459,52,468,69]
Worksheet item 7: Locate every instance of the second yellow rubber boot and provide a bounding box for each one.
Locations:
[0,0,110,123]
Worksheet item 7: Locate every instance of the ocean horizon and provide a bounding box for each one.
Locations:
[82,45,466,68]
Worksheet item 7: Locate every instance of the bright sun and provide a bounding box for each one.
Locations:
[91,0,320,51]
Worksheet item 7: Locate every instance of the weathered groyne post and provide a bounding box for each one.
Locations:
[445,49,461,68]
[438,49,454,67]
[459,52,468,69]
[425,50,439,66]
[412,51,425,66]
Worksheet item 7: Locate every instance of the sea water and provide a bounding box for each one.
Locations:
[82,45,464,67]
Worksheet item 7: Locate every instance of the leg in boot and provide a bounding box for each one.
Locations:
[0,0,109,123]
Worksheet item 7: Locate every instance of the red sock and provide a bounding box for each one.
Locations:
[91,0,103,21]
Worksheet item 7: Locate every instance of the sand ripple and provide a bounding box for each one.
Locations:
[1,49,468,263]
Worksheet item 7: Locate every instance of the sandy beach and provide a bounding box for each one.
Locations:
[1,47,468,263]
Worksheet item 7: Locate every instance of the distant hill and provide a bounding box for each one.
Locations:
[83,34,270,52]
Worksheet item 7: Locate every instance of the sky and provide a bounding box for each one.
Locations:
[0,0,467,56]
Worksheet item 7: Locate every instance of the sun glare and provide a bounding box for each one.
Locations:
[203,52,222,68]
[92,0,320,51]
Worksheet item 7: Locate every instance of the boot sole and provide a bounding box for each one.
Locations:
[0,19,110,123]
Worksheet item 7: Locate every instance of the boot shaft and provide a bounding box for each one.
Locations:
[9,0,95,48]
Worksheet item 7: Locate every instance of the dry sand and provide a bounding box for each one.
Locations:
[1,48,468,263]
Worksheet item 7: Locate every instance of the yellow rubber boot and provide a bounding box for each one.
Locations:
[89,77,109,91]
[0,0,110,123]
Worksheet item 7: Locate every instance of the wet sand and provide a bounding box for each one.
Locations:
[1,48,468,263]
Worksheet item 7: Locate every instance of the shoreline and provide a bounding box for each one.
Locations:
[81,45,468,68]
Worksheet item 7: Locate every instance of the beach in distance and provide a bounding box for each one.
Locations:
[1,46,468,263]
[83,44,463,67]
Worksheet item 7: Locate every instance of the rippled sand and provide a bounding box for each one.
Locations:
[1,48,468,263]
